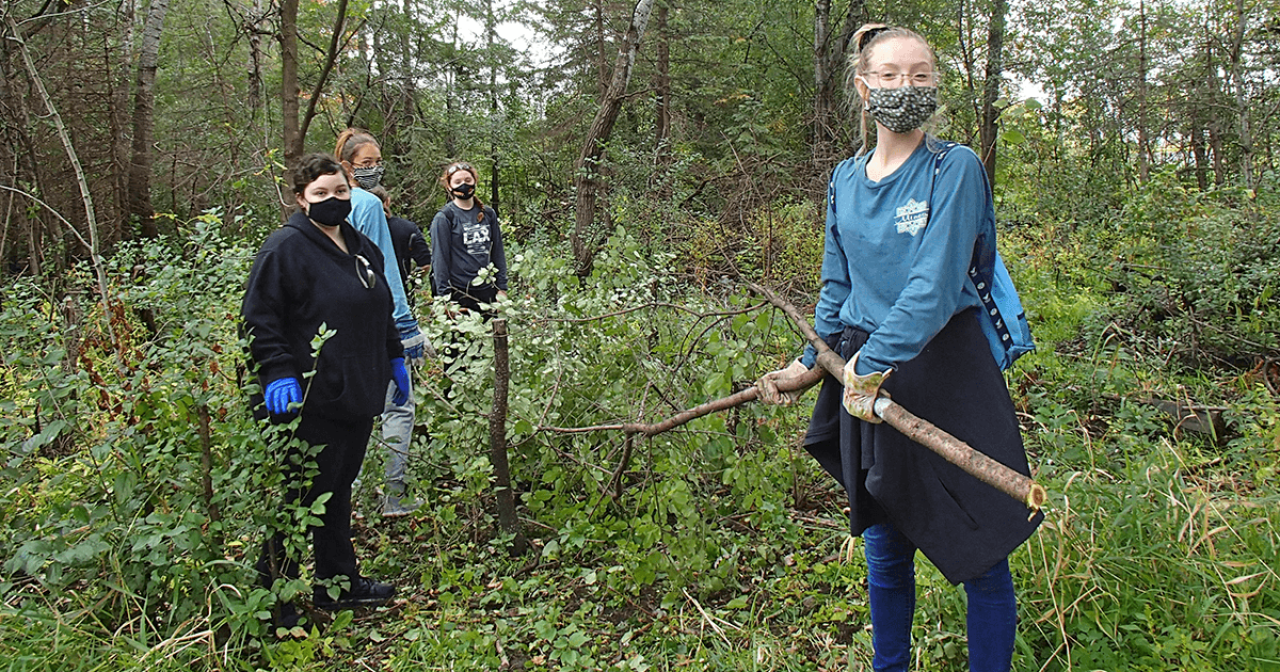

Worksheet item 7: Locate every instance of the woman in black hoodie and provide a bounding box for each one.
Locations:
[241,153,409,628]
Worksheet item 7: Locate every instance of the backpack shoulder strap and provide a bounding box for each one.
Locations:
[828,153,872,217]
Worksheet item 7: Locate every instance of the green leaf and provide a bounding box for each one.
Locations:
[1001,129,1027,145]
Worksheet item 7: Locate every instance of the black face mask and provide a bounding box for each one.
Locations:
[451,183,476,200]
[305,196,352,228]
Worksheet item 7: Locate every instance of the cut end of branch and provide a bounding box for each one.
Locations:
[1025,483,1048,517]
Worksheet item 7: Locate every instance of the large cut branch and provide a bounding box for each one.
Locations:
[539,285,1046,513]
[746,283,1046,512]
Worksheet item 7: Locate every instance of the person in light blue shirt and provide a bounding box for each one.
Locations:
[757,24,1041,672]
[335,128,426,517]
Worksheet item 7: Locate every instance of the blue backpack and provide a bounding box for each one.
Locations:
[829,142,1035,370]
[969,249,1035,370]
[929,143,1035,370]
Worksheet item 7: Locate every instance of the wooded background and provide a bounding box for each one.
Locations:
[2,0,1272,277]
[2,0,1278,670]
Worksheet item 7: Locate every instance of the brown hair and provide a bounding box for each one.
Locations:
[844,24,938,154]
[439,161,485,222]
[368,185,391,217]
[334,128,379,165]
[290,153,347,195]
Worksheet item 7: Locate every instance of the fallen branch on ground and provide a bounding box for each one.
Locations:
[539,284,1046,513]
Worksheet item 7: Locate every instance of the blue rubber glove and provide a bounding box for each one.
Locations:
[264,377,302,415]
[390,357,410,406]
[397,320,426,364]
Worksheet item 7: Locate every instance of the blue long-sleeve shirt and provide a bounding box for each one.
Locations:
[806,141,992,374]
[348,187,415,328]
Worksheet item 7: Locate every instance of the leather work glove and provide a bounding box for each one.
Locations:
[390,357,411,406]
[757,358,811,406]
[264,377,302,415]
[841,351,891,423]
[398,320,427,365]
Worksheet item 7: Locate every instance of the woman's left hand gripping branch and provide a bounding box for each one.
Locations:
[842,351,892,423]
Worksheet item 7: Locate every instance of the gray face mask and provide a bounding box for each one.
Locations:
[865,86,938,134]
[352,165,385,189]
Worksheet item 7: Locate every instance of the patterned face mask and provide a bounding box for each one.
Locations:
[865,85,938,134]
[352,164,385,189]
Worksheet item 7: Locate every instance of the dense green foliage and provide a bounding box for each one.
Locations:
[2,0,1279,668]
[2,175,1278,669]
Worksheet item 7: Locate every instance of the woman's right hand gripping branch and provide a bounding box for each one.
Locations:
[756,358,811,406]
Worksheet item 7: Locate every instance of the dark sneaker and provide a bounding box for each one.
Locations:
[313,577,396,610]
[272,601,301,631]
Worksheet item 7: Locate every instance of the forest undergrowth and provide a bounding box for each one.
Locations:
[1,180,1278,671]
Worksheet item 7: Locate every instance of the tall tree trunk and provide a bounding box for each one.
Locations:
[571,0,656,277]
[280,0,348,169]
[1191,125,1208,191]
[486,0,500,215]
[654,2,670,162]
[813,0,864,167]
[594,0,609,98]
[129,0,169,239]
[444,10,459,158]
[248,0,265,111]
[978,0,1006,185]
[813,0,833,166]
[1136,0,1149,183]
[111,1,137,246]
[1227,0,1254,188]
[281,0,301,167]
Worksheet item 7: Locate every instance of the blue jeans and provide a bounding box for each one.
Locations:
[863,523,1016,672]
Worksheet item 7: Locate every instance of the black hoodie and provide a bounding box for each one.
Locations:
[241,211,403,421]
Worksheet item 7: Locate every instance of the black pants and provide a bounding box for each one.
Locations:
[449,284,498,316]
[441,284,498,371]
[257,413,373,588]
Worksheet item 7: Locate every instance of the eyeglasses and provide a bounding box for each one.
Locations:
[354,254,376,290]
[863,71,936,88]
[445,162,473,175]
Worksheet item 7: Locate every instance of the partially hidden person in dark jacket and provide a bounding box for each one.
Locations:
[241,153,408,630]
[430,160,508,313]
[368,185,432,299]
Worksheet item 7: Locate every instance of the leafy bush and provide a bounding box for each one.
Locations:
[0,214,337,666]
[2,205,1277,672]
[1096,169,1280,367]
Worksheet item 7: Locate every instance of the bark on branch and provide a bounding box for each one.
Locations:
[746,282,1046,512]
[537,284,1046,513]
[490,319,528,555]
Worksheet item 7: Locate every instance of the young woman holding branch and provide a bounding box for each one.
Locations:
[757,24,1042,672]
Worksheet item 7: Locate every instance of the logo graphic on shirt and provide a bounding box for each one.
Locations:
[894,199,929,237]
[463,220,491,256]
